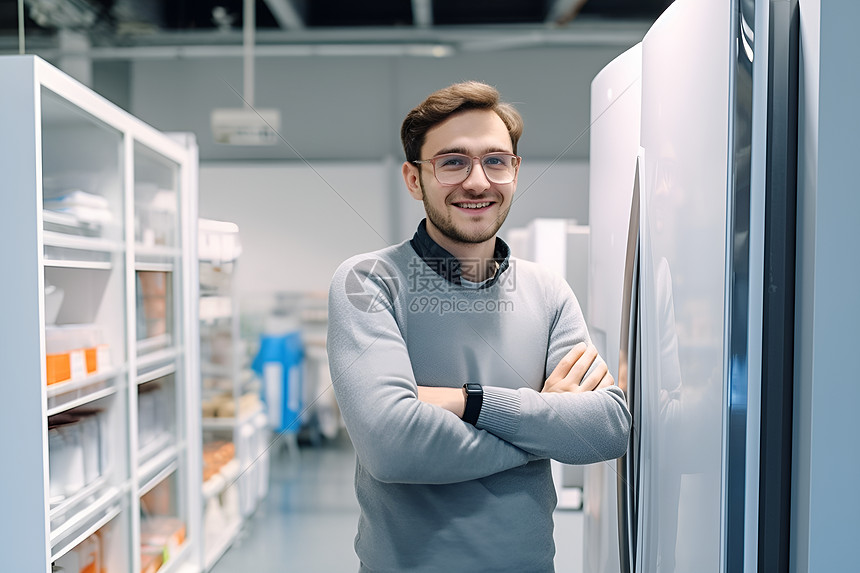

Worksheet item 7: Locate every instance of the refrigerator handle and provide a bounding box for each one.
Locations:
[617,160,641,573]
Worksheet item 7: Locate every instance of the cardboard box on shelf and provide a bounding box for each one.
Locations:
[45,325,109,385]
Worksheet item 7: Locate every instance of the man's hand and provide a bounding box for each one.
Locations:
[417,386,466,418]
[542,342,614,394]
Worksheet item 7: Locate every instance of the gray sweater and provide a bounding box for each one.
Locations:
[327,239,631,573]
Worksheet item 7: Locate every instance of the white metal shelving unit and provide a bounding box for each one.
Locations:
[0,55,201,573]
[197,219,267,570]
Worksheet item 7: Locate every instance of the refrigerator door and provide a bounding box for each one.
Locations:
[585,43,642,573]
[617,159,642,573]
[637,0,734,570]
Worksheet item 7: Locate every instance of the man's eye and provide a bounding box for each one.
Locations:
[438,157,467,168]
[483,155,510,167]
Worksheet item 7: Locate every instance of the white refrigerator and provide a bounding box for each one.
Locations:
[585,0,798,571]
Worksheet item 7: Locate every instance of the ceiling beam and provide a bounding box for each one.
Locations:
[263,0,305,30]
[412,0,433,28]
[2,21,652,56]
[77,21,648,46]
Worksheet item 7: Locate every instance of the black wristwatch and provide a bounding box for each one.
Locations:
[462,383,483,426]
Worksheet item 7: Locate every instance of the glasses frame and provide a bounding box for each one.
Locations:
[413,152,522,186]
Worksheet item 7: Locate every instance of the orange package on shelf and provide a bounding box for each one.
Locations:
[85,347,97,374]
[46,349,87,385]
[83,344,111,374]
[46,353,71,385]
[141,517,186,563]
[140,547,164,573]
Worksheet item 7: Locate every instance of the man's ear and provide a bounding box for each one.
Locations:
[402,162,423,201]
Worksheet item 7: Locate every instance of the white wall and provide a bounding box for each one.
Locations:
[792,1,860,571]
[198,161,390,298]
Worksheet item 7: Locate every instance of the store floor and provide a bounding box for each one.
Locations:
[211,432,584,573]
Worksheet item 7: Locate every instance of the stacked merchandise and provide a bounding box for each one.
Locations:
[134,184,176,248]
[140,516,187,573]
[136,271,171,346]
[139,478,187,573]
[43,188,114,238]
[48,409,108,508]
[53,527,113,573]
[137,380,172,459]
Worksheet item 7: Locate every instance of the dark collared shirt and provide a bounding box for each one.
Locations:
[409,218,511,288]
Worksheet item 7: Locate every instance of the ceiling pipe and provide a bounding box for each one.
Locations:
[17,0,24,54]
[244,0,255,107]
[412,0,433,28]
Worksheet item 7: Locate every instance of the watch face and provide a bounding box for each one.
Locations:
[465,383,482,395]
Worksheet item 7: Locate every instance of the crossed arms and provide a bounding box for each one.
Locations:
[327,257,631,485]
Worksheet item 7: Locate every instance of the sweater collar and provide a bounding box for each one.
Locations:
[409,219,511,288]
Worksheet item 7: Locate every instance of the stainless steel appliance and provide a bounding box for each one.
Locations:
[585,0,797,571]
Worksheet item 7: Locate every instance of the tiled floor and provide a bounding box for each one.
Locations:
[211,433,583,573]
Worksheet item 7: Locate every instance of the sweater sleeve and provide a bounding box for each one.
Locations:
[327,257,532,484]
[475,273,632,465]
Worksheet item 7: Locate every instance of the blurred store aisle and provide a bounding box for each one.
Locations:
[211,433,360,573]
[211,432,583,573]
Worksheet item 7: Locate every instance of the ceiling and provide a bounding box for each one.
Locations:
[1,0,674,55]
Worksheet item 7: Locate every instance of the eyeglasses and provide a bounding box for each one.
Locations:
[413,152,521,186]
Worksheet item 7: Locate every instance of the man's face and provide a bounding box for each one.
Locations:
[404,109,517,246]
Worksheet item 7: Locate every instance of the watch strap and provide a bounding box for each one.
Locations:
[462,383,483,426]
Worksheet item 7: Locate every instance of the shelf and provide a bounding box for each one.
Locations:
[44,258,113,270]
[43,230,123,253]
[43,209,84,228]
[51,501,122,563]
[137,362,177,386]
[137,342,178,368]
[46,365,121,399]
[140,457,178,498]
[136,244,181,258]
[201,363,232,378]
[47,384,117,417]
[137,333,174,356]
[49,475,108,520]
[138,432,173,467]
[138,441,180,495]
[156,540,195,573]
[49,484,123,546]
[136,261,176,273]
[42,209,118,240]
[202,404,263,431]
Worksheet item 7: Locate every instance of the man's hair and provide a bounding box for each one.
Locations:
[400,81,524,163]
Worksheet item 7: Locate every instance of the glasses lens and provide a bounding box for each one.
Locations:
[432,154,470,185]
[481,153,518,184]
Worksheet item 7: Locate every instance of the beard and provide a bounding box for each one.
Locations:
[419,176,512,245]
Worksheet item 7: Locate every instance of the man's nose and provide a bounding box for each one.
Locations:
[461,158,491,191]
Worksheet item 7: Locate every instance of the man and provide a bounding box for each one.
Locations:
[327,81,631,572]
